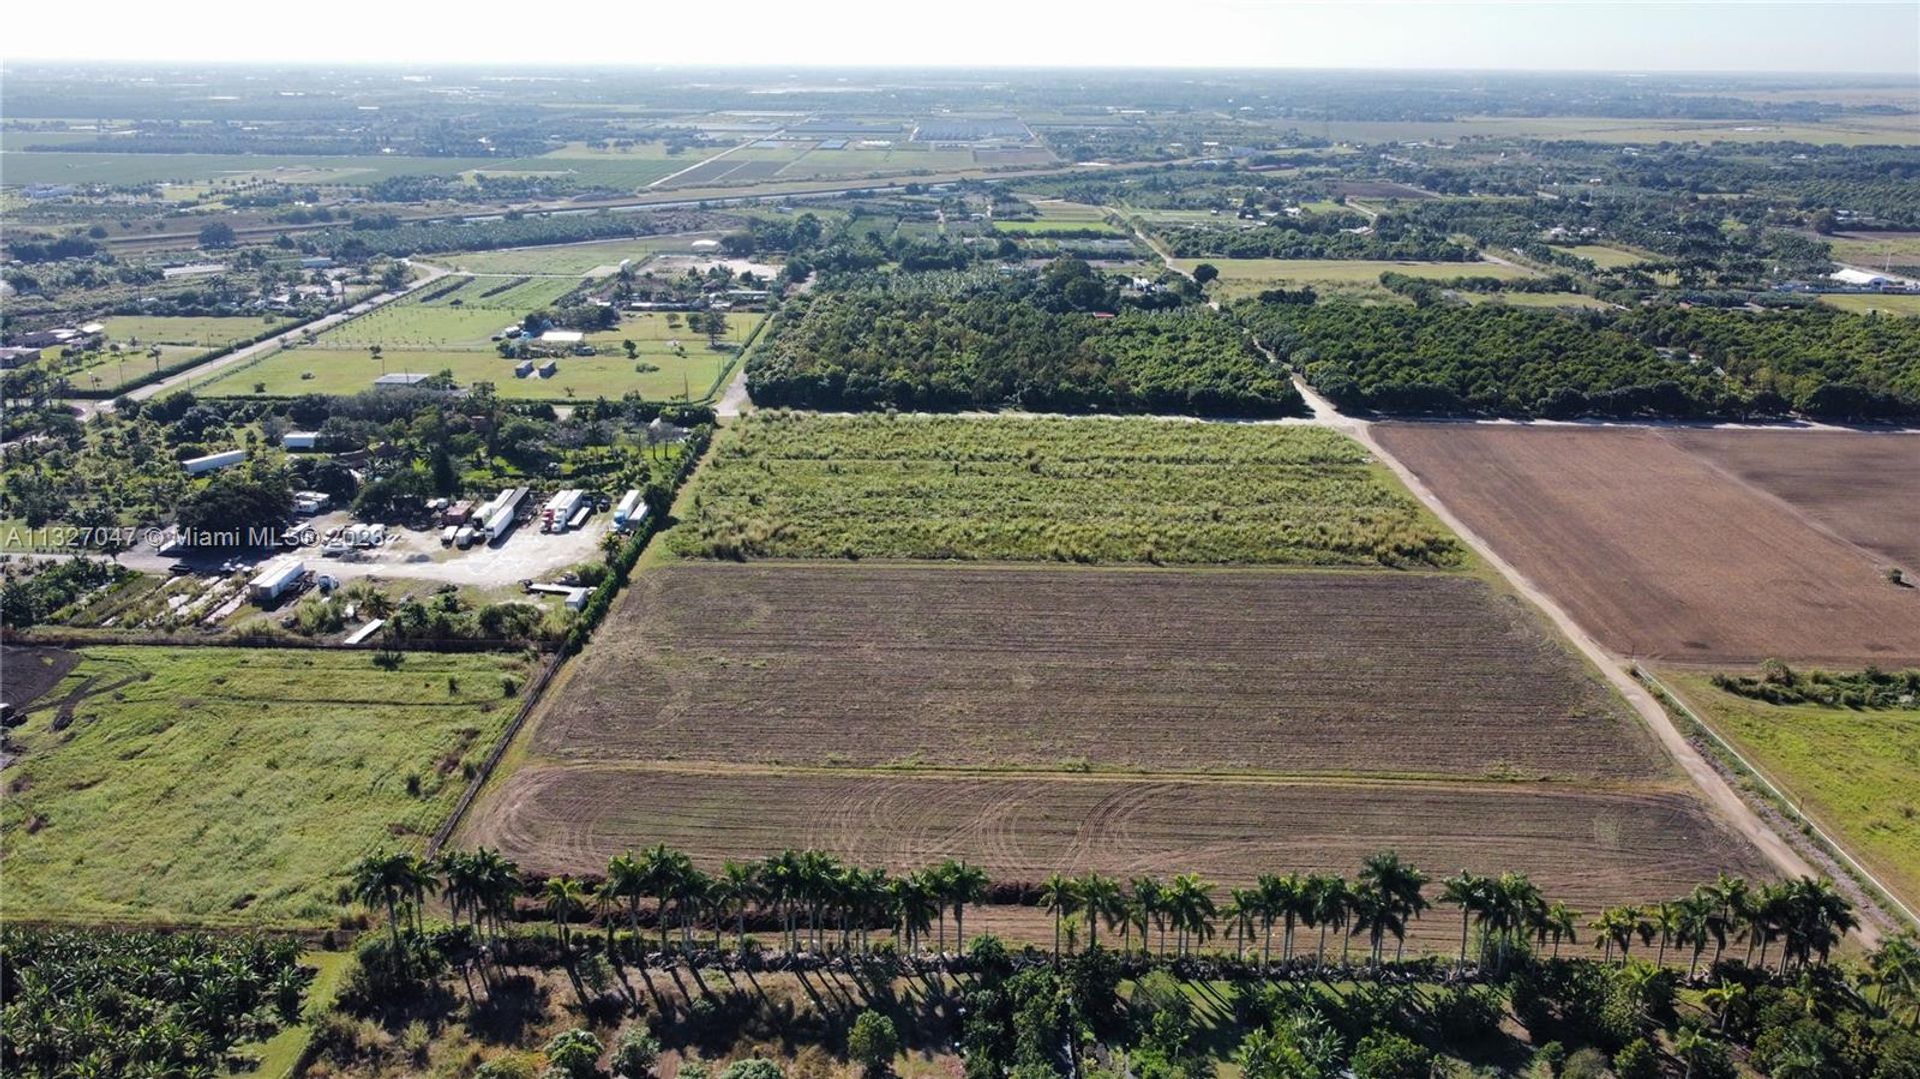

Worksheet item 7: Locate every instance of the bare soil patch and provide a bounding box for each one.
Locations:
[534,564,1666,781]
[1374,424,1920,666]
[464,767,1772,914]
[0,646,81,713]
[1663,429,1920,572]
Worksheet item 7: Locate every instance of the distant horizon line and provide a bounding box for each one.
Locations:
[2,58,1916,80]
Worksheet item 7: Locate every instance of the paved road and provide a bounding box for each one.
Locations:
[67,264,454,421]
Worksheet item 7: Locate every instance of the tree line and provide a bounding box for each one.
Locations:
[748,274,1302,418]
[350,846,1877,984]
[1238,299,1920,420]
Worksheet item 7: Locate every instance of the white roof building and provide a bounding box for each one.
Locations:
[539,329,585,345]
[1830,267,1891,288]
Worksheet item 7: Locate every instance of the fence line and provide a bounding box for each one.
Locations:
[428,648,567,857]
[1637,667,1919,930]
[2,628,545,655]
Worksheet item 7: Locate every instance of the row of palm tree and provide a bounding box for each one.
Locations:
[1587,874,1859,977]
[352,847,1865,979]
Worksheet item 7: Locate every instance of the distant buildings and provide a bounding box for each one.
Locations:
[183,449,246,475]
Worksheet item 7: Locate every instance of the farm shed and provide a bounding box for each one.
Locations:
[247,559,306,604]
[373,372,432,388]
[282,431,320,450]
[183,449,245,475]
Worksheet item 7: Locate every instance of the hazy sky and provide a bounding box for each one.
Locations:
[5,1,1918,75]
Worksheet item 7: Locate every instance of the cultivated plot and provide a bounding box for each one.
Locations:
[666,414,1464,568]
[465,768,1770,914]
[1172,258,1535,300]
[1374,424,1920,666]
[1663,429,1920,571]
[531,563,1669,781]
[0,646,533,926]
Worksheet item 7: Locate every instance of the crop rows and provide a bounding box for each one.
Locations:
[666,413,1464,568]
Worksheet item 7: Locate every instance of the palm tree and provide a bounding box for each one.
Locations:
[1304,874,1347,971]
[349,852,417,960]
[1167,873,1217,957]
[1673,1027,1713,1079]
[1130,876,1165,958]
[1038,873,1082,958]
[439,850,485,933]
[1702,980,1751,1034]
[1080,873,1124,952]
[1592,905,1640,964]
[1649,901,1683,968]
[1440,871,1489,973]
[1867,935,1920,1028]
[762,850,804,952]
[639,844,691,951]
[891,871,938,954]
[1541,901,1579,959]
[606,852,647,949]
[473,848,523,945]
[544,876,588,947]
[1677,892,1722,980]
[1358,851,1428,963]
[1703,873,1751,970]
[944,861,990,952]
[716,861,762,952]
[1225,888,1260,962]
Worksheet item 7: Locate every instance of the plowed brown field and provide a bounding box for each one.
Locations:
[534,564,1668,781]
[464,767,1772,913]
[1664,429,1920,572]
[1374,424,1920,667]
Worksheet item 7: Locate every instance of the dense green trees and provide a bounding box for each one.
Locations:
[1240,299,1920,420]
[0,927,309,1078]
[749,276,1303,418]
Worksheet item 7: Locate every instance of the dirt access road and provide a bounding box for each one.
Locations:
[1286,376,1845,924]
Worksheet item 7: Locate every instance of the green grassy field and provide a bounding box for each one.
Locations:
[1817,293,1920,317]
[1668,670,1920,908]
[1463,291,1614,310]
[1823,231,1920,268]
[1554,244,1654,269]
[665,412,1465,568]
[102,315,283,347]
[426,236,727,276]
[201,309,759,401]
[994,218,1125,236]
[1172,257,1536,299]
[0,646,534,926]
[25,315,292,395]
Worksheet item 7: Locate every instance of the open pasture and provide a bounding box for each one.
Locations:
[1462,291,1613,310]
[1374,424,1920,666]
[1819,293,1920,317]
[101,315,281,348]
[201,307,756,400]
[1171,258,1534,299]
[429,236,728,276]
[465,766,1768,914]
[666,413,1464,568]
[1822,231,1920,269]
[1665,670,1920,908]
[531,563,1666,781]
[0,646,532,926]
[1554,244,1654,269]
